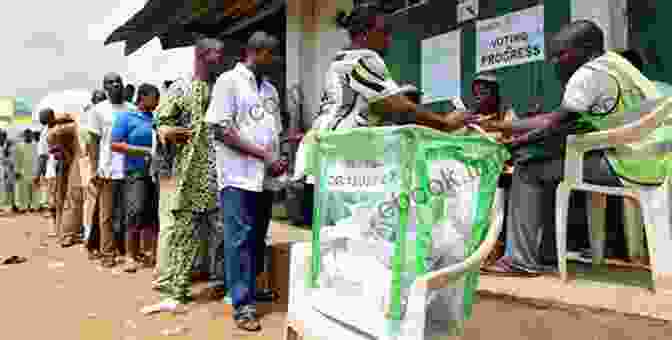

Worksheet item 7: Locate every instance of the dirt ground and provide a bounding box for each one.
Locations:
[1,213,670,340]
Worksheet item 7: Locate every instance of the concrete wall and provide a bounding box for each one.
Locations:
[286,0,352,129]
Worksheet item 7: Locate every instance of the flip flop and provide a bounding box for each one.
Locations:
[234,307,262,332]
[1,256,27,265]
[480,257,541,277]
[480,265,541,277]
[140,299,182,315]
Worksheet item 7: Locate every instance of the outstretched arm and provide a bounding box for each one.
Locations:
[349,55,467,132]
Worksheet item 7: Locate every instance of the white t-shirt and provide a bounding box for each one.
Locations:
[316,49,403,130]
[84,100,135,179]
[562,63,620,115]
[205,63,280,193]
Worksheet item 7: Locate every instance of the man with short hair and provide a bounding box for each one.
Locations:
[207,31,285,332]
[142,36,225,314]
[84,73,136,267]
[81,89,108,256]
[479,20,662,275]
[42,107,85,248]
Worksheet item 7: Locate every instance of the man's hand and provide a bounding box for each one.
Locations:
[498,133,529,147]
[474,116,512,133]
[32,176,41,190]
[158,127,192,144]
[439,111,469,132]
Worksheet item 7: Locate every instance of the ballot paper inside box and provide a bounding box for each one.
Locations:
[307,125,508,338]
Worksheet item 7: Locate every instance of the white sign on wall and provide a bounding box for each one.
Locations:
[421,29,462,104]
[476,5,545,72]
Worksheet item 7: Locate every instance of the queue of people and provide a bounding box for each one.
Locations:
[20,1,668,334]
[29,31,285,332]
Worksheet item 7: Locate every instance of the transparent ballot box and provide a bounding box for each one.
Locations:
[306,125,509,338]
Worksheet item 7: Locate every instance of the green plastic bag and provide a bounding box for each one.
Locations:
[306,125,509,337]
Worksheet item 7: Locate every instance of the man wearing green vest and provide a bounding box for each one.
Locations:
[477,20,663,275]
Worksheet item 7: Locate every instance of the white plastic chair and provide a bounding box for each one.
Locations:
[284,189,505,340]
[556,97,672,294]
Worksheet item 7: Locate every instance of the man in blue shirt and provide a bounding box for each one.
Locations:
[111,84,160,273]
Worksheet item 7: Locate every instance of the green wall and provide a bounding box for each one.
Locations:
[628,0,672,84]
[386,0,571,113]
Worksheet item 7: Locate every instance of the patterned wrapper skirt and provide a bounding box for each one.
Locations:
[124,176,159,232]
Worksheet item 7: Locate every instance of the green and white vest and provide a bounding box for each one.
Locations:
[576,51,672,185]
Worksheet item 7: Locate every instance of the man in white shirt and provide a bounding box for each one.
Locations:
[84,73,136,267]
[479,20,648,275]
[206,31,285,332]
[81,89,108,258]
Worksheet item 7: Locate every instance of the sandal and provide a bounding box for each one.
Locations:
[142,255,156,268]
[480,256,541,277]
[60,236,80,248]
[123,259,141,273]
[234,306,261,332]
[99,257,116,268]
[140,299,181,315]
[1,256,27,265]
[87,251,102,261]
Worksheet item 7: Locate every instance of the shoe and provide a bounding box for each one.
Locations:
[88,250,102,261]
[255,288,277,302]
[140,299,183,315]
[60,236,81,248]
[123,258,141,273]
[234,305,261,332]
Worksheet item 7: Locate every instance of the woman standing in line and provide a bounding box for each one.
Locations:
[111,84,161,273]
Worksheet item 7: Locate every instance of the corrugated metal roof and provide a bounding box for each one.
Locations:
[105,0,285,56]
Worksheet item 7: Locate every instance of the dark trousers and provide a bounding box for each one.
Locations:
[112,179,126,255]
[507,151,622,272]
[219,187,260,310]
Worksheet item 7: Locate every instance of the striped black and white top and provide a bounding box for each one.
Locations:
[315,48,404,131]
